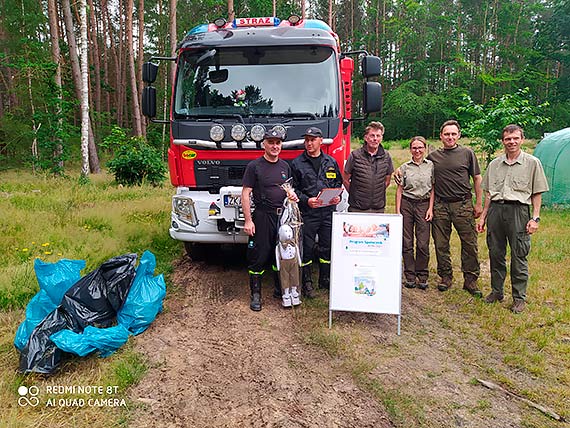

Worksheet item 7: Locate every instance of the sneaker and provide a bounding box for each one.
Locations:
[463,278,482,298]
[511,299,526,314]
[417,282,428,290]
[290,287,301,306]
[404,281,416,289]
[282,290,292,308]
[437,276,452,292]
[484,292,504,304]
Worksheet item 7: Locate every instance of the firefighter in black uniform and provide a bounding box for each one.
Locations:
[291,127,343,297]
[242,127,298,311]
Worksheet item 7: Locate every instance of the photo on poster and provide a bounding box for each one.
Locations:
[341,221,390,256]
[353,264,378,297]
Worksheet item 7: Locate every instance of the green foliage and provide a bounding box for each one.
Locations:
[104,126,167,186]
[382,81,446,140]
[32,84,77,175]
[458,88,551,164]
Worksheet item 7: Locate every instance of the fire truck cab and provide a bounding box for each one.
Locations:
[142,15,382,256]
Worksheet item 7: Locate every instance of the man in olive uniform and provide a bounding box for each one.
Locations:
[477,124,549,313]
[428,120,483,297]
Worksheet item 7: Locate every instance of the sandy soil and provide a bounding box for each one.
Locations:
[130,248,392,428]
[129,247,562,428]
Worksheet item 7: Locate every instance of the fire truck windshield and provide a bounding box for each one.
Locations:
[174,46,340,119]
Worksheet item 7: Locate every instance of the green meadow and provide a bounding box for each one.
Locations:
[1,142,569,427]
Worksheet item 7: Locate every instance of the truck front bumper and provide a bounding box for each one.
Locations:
[169,187,249,244]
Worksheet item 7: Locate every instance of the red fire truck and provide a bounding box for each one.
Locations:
[142,15,382,257]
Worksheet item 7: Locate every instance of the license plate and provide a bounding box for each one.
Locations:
[223,194,241,207]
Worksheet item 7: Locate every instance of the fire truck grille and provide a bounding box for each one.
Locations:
[228,167,245,180]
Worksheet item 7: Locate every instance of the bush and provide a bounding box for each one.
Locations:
[458,87,550,165]
[104,126,167,186]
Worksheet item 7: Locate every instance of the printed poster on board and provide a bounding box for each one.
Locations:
[329,212,402,316]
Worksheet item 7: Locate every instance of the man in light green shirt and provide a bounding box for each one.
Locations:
[477,124,549,313]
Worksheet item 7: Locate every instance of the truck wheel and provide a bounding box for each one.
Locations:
[183,242,208,261]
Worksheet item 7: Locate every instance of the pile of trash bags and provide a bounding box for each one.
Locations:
[14,250,166,374]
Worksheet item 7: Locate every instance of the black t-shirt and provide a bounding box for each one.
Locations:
[242,157,291,209]
[307,153,323,173]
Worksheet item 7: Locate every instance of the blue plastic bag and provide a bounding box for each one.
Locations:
[117,250,166,335]
[50,325,130,357]
[16,251,166,373]
[14,259,85,350]
[18,254,137,373]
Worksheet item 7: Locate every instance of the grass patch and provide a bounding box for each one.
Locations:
[0,168,179,428]
[295,141,570,426]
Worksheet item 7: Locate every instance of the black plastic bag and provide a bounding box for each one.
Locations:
[18,253,137,374]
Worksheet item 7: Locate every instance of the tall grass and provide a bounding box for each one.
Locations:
[0,169,180,427]
[312,142,570,426]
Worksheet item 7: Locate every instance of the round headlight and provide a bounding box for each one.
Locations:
[250,124,266,142]
[213,17,226,27]
[272,124,287,139]
[288,15,301,25]
[231,124,247,141]
[210,124,225,142]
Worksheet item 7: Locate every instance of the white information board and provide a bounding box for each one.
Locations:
[329,212,403,333]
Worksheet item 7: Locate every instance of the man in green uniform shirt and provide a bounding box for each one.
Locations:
[428,120,483,296]
[476,124,549,313]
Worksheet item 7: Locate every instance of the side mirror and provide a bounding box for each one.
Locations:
[363,82,382,114]
[362,56,381,78]
[142,62,159,83]
[142,87,157,117]
[209,69,228,84]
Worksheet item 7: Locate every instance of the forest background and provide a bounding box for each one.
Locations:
[0,0,569,175]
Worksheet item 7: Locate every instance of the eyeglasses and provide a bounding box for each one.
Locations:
[411,147,425,151]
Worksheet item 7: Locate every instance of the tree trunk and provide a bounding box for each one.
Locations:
[47,0,64,169]
[169,0,177,83]
[62,0,100,173]
[79,0,90,178]
[101,0,116,123]
[126,0,142,136]
[138,0,146,136]
[88,0,102,114]
[116,1,125,127]
[228,0,234,22]
[27,71,38,172]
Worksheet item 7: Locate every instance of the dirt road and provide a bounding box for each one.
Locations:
[129,248,392,427]
[129,248,557,428]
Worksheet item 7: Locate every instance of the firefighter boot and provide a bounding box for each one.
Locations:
[249,274,262,311]
[273,270,282,299]
[319,263,331,290]
[302,265,315,299]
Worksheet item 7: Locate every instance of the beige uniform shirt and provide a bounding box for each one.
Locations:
[482,151,549,205]
[400,158,434,200]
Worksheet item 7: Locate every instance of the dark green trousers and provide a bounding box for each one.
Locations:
[432,199,480,280]
[486,202,531,300]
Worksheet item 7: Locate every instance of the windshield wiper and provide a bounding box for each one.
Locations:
[250,112,317,120]
[177,113,245,123]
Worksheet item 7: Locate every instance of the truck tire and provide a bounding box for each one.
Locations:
[183,242,209,261]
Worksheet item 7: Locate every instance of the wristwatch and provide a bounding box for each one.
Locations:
[532,217,540,223]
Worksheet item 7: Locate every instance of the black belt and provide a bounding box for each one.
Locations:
[438,195,470,203]
[492,200,526,206]
[402,195,429,203]
[255,206,283,215]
